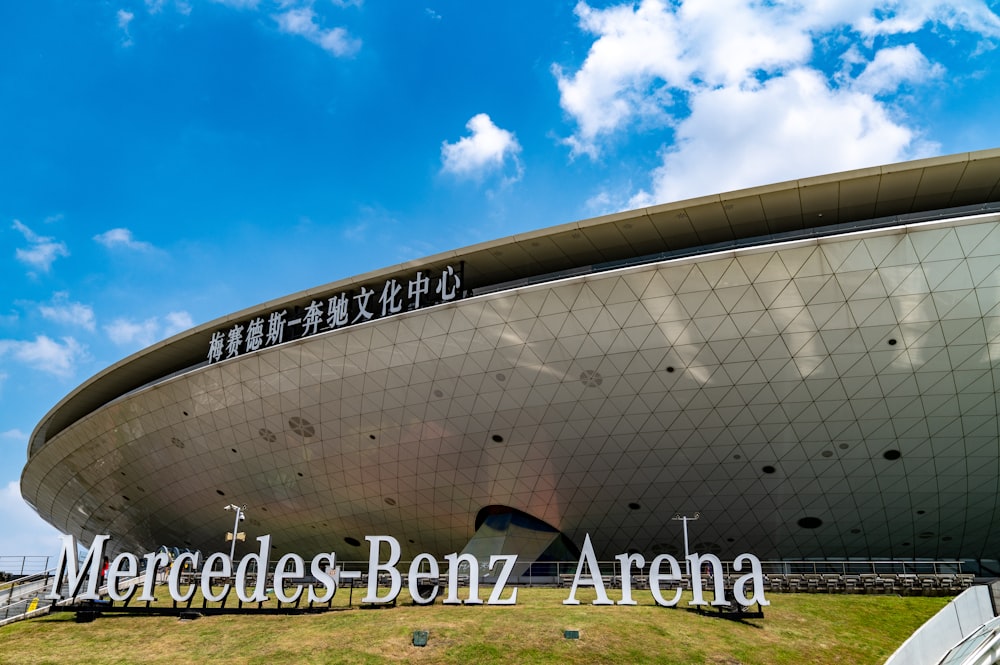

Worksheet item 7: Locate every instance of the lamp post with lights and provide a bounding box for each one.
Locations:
[223,503,247,564]
[671,512,701,576]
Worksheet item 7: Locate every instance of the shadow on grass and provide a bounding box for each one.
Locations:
[682,607,765,629]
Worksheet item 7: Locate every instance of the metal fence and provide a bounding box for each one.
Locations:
[322,558,967,582]
[0,556,51,581]
[1,569,55,624]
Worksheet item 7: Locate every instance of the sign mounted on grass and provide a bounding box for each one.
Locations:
[47,532,769,609]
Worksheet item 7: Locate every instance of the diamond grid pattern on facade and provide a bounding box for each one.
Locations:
[21,214,1000,562]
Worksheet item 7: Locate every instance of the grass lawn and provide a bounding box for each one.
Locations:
[0,588,948,665]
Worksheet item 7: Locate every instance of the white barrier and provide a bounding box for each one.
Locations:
[884,584,996,665]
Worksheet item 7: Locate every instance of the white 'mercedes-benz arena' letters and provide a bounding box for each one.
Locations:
[47,532,768,608]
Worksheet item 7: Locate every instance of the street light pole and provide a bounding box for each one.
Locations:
[671,512,701,576]
[224,503,246,564]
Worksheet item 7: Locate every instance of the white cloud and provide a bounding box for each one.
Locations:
[163,311,194,337]
[105,310,193,347]
[2,429,28,443]
[211,0,260,8]
[12,220,69,274]
[849,0,1000,38]
[117,9,135,47]
[0,481,64,558]
[0,335,86,378]
[556,0,1000,203]
[93,227,155,252]
[441,113,523,182]
[39,293,96,332]
[631,68,918,204]
[553,0,813,157]
[136,0,360,54]
[852,44,945,94]
[274,7,361,57]
[146,0,191,16]
[105,317,160,347]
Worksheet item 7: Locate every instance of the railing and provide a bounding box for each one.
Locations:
[0,571,56,624]
[760,560,965,576]
[114,556,967,584]
[331,558,964,582]
[0,555,78,625]
[0,556,52,580]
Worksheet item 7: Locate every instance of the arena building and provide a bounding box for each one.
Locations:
[20,149,1000,572]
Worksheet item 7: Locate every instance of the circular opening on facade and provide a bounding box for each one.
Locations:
[171,437,185,449]
[580,370,603,387]
[733,454,741,460]
[231,448,237,453]
[409,539,415,544]
[136,486,144,492]
[289,417,315,438]
[727,538,734,543]
[942,536,953,542]
[666,366,675,373]
[297,472,303,477]
[888,338,897,346]
[850,528,861,534]
[902,542,911,546]
[883,449,902,461]
[120,471,126,476]
[916,510,926,515]
[216,490,225,496]
[797,517,823,529]
[628,502,641,510]
[122,496,130,502]
[344,537,361,547]
[259,428,277,443]
[495,373,506,382]
[261,507,267,512]
[762,465,776,474]
[433,389,443,398]
[183,411,189,416]
[839,443,849,450]
[369,434,376,440]
[821,450,833,458]
[491,434,504,443]
[919,531,934,539]
[693,541,722,555]
[385,498,396,506]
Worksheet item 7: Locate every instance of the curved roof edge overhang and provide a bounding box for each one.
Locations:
[26,148,1000,459]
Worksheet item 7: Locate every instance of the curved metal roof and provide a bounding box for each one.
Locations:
[28,149,1000,458]
[20,206,1000,561]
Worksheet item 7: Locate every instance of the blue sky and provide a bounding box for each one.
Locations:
[2,0,1000,558]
